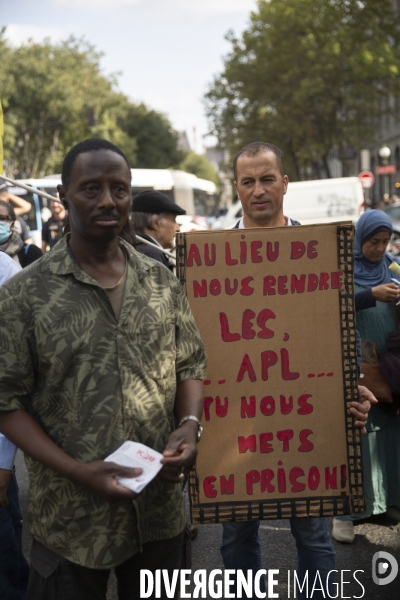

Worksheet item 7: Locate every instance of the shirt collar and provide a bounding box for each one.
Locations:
[47,235,152,285]
[238,216,292,229]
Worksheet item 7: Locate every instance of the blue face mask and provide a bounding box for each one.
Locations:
[0,221,12,244]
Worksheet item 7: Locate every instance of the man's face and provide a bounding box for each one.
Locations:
[234,150,288,227]
[58,150,131,242]
[50,199,64,218]
[153,212,180,249]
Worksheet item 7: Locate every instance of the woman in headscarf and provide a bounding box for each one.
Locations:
[0,200,42,267]
[333,209,400,543]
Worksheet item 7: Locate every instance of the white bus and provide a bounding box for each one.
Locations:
[131,169,218,222]
[8,169,219,244]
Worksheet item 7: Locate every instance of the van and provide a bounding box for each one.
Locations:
[212,177,364,229]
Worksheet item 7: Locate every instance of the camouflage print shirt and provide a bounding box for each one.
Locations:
[0,236,207,568]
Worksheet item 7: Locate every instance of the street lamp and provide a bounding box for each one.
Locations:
[379,145,391,161]
[378,145,391,197]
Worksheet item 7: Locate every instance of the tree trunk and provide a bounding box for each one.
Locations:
[289,151,302,181]
[30,118,45,179]
[22,130,31,178]
[312,160,322,180]
[38,128,60,178]
[322,154,332,179]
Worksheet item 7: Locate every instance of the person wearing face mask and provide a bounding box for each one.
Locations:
[0,179,33,242]
[0,200,43,266]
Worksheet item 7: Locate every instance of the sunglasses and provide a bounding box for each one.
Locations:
[0,215,13,222]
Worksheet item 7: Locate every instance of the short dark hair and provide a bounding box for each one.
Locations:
[233,142,285,180]
[61,138,131,189]
[0,199,16,222]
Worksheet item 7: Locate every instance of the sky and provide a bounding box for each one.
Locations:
[2,0,257,153]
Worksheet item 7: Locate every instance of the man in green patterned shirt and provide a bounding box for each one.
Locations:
[0,138,207,599]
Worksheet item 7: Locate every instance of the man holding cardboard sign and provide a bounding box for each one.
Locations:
[219,142,375,599]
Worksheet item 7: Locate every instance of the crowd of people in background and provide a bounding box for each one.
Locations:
[0,179,68,265]
[377,193,400,210]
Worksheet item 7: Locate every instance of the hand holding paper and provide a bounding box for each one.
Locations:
[105,442,163,494]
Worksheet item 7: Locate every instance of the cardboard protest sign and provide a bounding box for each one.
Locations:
[176,223,365,523]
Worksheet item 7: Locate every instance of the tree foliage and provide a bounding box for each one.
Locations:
[117,103,185,169]
[204,0,400,179]
[0,31,182,177]
[179,151,220,187]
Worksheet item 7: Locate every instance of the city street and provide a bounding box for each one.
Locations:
[16,452,400,599]
[4,3,400,600]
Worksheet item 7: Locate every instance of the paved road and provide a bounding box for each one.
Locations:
[16,451,400,599]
